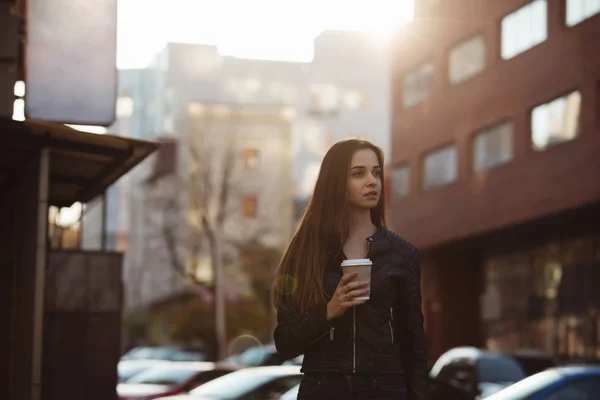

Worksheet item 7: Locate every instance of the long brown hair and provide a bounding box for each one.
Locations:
[273,139,387,316]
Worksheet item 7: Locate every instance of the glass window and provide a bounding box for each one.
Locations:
[449,35,486,84]
[242,196,258,217]
[126,366,200,385]
[531,91,581,151]
[501,0,547,60]
[392,164,410,202]
[566,0,600,26]
[473,120,514,172]
[423,145,458,190]
[477,355,525,383]
[343,89,368,110]
[403,63,434,108]
[309,84,339,115]
[116,96,134,118]
[242,149,260,169]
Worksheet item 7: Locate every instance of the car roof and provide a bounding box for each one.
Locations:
[148,361,216,370]
[553,365,600,376]
[235,365,302,375]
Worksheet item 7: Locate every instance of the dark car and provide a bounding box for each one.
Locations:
[428,347,527,399]
[509,349,557,377]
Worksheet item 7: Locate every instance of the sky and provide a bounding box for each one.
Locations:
[117,0,414,69]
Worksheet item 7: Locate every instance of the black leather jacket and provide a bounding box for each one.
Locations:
[273,227,427,400]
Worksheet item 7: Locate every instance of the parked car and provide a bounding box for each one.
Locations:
[279,383,299,400]
[509,349,557,377]
[155,365,303,400]
[122,346,207,362]
[282,354,303,366]
[118,359,172,383]
[428,347,527,399]
[117,362,237,400]
[486,365,600,399]
[222,344,290,367]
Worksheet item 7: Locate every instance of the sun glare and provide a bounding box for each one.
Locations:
[117,0,414,68]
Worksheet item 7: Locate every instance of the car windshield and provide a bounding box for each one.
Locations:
[237,346,269,366]
[126,366,200,386]
[485,369,563,400]
[119,364,155,381]
[126,347,179,361]
[478,355,526,383]
[190,369,288,398]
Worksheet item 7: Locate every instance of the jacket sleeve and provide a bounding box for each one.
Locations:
[396,248,427,400]
[273,301,335,359]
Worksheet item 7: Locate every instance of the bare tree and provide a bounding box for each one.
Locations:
[143,106,289,360]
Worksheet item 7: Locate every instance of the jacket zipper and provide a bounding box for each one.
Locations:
[353,237,374,373]
[330,326,335,340]
[353,308,356,373]
[389,306,394,344]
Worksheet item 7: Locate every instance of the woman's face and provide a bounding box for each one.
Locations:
[346,148,382,209]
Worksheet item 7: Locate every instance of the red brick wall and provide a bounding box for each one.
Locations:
[390,0,600,249]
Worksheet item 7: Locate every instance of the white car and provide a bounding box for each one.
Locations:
[155,365,302,400]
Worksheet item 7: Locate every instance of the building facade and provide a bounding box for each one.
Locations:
[390,0,600,360]
[108,31,392,309]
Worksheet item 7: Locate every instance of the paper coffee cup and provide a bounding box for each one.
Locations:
[341,258,372,301]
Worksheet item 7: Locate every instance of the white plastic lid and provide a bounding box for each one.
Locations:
[341,258,373,267]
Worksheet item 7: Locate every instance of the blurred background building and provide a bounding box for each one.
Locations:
[104,31,390,321]
[390,0,600,360]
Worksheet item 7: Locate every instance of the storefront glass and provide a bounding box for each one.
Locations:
[481,235,600,359]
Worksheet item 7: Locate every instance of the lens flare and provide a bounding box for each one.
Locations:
[274,274,297,295]
[228,335,263,357]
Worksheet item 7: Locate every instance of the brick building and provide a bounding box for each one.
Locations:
[390,0,600,361]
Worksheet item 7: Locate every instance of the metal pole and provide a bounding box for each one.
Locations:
[31,147,49,400]
[101,191,108,250]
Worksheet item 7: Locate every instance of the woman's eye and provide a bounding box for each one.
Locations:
[353,171,363,177]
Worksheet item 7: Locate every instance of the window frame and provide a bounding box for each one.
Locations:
[391,162,411,203]
[447,33,487,85]
[421,142,459,190]
[471,118,515,173]
[500,0,548,61]
[529,89,582,152]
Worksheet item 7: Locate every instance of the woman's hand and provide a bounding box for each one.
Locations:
[326,272,369,320]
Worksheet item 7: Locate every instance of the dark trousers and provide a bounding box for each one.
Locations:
[297,372,408,400]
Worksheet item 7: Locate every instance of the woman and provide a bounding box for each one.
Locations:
[273,139,426,400]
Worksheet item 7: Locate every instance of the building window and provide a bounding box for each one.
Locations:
[473,120,514,172]
[242,196,258,217]
[403,63,434,108]
[392,164,410,202]
[116,96,134,118]
[242,149,260,169]
[449,35,486,84]
[309,84,339,116]
[423,145,458,190]
[501,0,547,60]
[531,91,581,151]
[566,0,600,26]
[343,89,368,110]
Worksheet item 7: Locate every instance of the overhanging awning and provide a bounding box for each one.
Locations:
[0,118,160,207]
